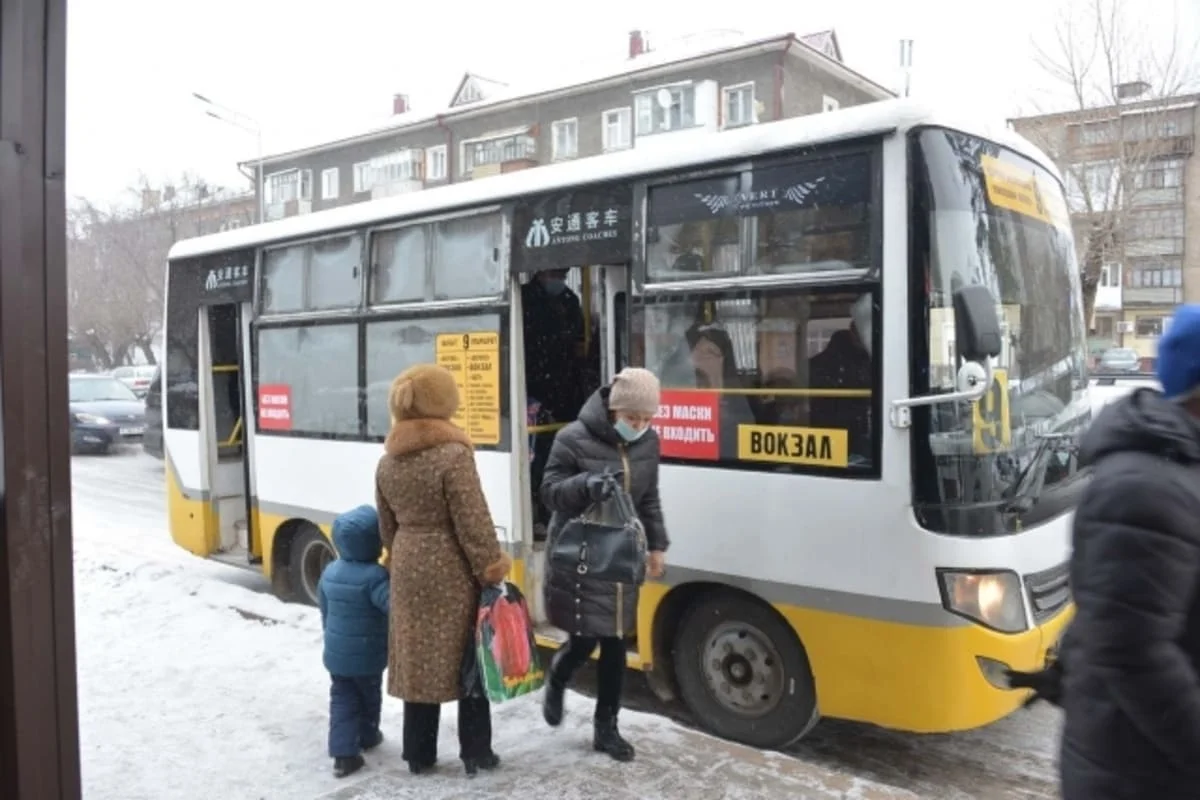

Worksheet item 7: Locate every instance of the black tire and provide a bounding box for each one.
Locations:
[673,591,819,749]
[289,524,335,607]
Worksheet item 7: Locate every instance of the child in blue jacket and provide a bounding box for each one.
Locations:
[317,504,390,778]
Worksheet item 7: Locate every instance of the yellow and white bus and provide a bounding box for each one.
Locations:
[162,98,1087,748]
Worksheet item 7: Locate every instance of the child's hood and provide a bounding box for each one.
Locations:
[331,504,382,563]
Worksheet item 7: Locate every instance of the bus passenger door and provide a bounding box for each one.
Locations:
[197,302,254,566]
[601,265,630,379]
[519,266,605,641]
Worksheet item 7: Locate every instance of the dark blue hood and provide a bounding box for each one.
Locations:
[332,505,382,563]
[70,399,145,421]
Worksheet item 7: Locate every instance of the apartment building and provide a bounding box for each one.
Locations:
[1012,90,1200,366]
[251,29,893,222]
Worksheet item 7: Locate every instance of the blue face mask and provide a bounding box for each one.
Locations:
[614,419,648,442]
[542,278,567,296]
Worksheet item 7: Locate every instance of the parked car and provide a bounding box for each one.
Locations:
[1096,347,1142,374]
[111,364,158,398]
[1089,373,1160,416]
[143,367,163,459]
[69,374,147,454]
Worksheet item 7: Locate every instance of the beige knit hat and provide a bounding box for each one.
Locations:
[608,367,661,416]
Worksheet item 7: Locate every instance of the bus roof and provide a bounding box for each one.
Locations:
[169,98,1060,262]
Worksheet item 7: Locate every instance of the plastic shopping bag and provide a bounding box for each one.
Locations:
[475,581,544,704]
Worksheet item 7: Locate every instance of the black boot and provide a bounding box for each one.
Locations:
[333,755,365,778]
[543,653,567,727]
[593,711,635,762]
[362,730,384,751]
[463,751,501,777]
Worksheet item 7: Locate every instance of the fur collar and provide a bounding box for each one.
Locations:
[384,418,472,457]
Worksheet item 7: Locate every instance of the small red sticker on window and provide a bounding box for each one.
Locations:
[652,390,721,460]
[257,384,292,432]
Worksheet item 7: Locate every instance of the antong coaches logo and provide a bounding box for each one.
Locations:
[204,264,251,292]
[524,208,623,249]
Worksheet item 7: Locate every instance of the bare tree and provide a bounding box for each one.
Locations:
[67,174,254,367]
[1015,0,1199,327]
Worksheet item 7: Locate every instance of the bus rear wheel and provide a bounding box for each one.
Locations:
[673,592,819,749]
[289,524,334,607]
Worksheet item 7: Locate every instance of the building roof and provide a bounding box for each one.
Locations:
[1009,91,1200,125]
[248,30,894,170]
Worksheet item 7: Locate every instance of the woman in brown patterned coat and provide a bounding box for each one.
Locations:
[375,363,511,778]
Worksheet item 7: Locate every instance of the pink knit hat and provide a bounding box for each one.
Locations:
[608,368,661,416]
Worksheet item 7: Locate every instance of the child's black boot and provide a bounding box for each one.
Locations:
[333,755,365,778]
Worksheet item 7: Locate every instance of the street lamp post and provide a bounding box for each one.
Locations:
[192,92,266,224]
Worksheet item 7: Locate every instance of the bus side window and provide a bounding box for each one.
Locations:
[634,288,878,475]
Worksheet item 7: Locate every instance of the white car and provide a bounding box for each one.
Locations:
[1089,374,1159,416]
[110,365,158,399]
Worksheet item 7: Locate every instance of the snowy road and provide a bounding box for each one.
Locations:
[72,450,1063,799]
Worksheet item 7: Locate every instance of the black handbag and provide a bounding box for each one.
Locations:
[548,470,647,585]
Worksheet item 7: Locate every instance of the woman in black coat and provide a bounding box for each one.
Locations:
[538,367,669,762]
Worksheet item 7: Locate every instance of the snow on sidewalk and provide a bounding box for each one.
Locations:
[73,481,913,799]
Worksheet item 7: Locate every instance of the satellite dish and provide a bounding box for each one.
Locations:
[656,88,673,108]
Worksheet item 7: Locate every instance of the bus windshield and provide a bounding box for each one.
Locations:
[911,127,1091,537]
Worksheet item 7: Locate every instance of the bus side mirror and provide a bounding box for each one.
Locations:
[953,284,1003,362]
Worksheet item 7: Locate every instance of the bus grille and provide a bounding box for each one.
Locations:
[1024,561,1071,622]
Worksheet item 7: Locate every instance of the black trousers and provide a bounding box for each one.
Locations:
[401,697,492,764]
[328,674,383,758]
[530,431,555,531]
[551,635,626,718]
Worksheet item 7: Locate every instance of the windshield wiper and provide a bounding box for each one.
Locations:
[1001,432,1075,515]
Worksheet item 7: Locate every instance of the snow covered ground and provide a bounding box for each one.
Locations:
[72,450,1062,799]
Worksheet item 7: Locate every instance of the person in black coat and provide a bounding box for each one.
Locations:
[1028,304,1200,799]
[538,367,669,762]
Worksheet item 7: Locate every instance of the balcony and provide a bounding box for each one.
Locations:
[463,133,537,179]
[1124,286,1182,306]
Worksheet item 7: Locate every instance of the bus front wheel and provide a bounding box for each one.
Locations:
[673,592,819,749]
[289,524,335,607]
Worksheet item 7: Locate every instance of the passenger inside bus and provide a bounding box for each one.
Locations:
[640,289,875,471]
[808,292,873,465]
[659,322,755,459]
[521,268,589,539]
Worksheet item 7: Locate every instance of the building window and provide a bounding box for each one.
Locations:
[426,145,448,181]
[1135,316,1164,337]
[255,323,359,437]
[1099,263,1121,287]
[551,118,578,160]
[632,287,878,473]
[320,168,339,200]
[1136,158,1184,189]
[722,83,756,128]
[1128,261,1183,288]
[1076,120,1116,145]
[602,108,632,151]
[264,169,312,206]
[1129,207,1185,240]
[353,162,372,194]
[634,84,697,136]
[822,95,840,112]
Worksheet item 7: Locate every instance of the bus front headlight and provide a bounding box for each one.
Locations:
[937,569,1027,633]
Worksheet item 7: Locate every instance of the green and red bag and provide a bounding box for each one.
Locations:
[473,581,544,704]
